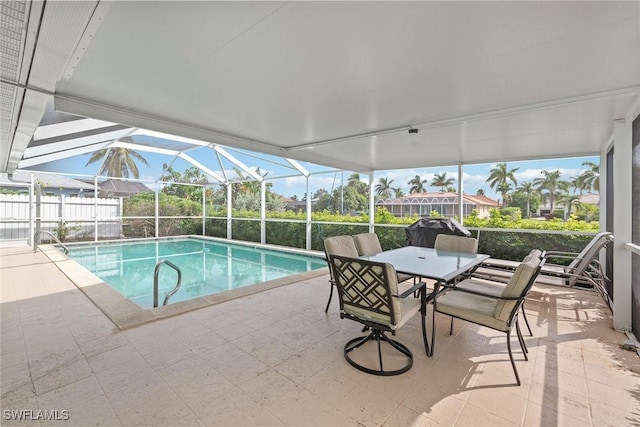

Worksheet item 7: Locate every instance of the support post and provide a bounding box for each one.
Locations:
[260,180,266,244]
[369,172,375,233]
[227,184,232,239]
[155,188,159,238]
[306,177,312,250]
[202,185,206,236]
[612,119,633,331]
[458,162,464,224]
[28,173,34,246]
[94,177,98,241]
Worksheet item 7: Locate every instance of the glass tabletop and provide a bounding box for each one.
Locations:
[360,246,489,283]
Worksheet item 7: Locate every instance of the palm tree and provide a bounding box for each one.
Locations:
[431,172,455,192]
[375,177,394,199]
[558,193,581,217]
[85,147,149,178]
[160,163,181,183]
[496,182,514,206]
[393,187,405,198]
[577,161,600,193]
[515,181,535,218]
[408,175,427,194]
[476,189,485,196]
[533,169,570,212]
[347,173,361,187]
[487,162,519,207]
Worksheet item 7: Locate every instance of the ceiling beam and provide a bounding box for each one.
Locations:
[178,153,226,183]
[18,141,111,168]
[212,145,263,181]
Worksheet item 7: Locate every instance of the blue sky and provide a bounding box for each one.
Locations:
[27,148,598,202]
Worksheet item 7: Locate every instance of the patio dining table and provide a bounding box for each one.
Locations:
[359,245,489,356]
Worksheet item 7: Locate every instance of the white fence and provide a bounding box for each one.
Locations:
[0,194,122,241]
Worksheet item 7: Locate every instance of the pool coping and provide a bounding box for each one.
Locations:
[40,236,329,330]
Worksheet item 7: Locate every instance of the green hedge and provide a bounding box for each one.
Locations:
[125,199,599,261]
[471,229,592,263]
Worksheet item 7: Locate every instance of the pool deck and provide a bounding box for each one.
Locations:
[1,244,640,426]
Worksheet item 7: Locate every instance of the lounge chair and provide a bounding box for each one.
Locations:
[476,232,612,305]
[328,254,429,376]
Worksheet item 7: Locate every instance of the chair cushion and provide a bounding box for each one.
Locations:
[436,291,508,332]
[434,235,478,254]
[324,236,359,258]
[456,277,505,297]
[494,258,540,321]
[353,233,383,256]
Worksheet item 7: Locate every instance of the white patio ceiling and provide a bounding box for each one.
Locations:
[2,1,639,174]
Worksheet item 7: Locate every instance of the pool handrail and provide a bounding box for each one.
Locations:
[33,230,69,254]
[153,259,182,307]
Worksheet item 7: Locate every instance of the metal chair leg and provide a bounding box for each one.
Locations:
[324,284,334,313]
[344,330,413,376]
[506,329,521,386]
[516,321,528,359]
[521,304,533,336]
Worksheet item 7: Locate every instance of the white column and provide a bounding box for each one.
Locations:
[368,172,375,233]
[306,177,312,250]
[458,162,464,224]
[28,173,34,245]
[260,180,266,244]
[154,189,159,238]
[94,177,99,241]
[202,186,206,236]
[226,184,232,240]
[613,118,633,331]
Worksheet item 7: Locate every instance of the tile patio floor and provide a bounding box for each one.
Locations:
[1,245,639,426]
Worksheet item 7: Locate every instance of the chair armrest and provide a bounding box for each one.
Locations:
[545,250,579,257]
[398,281,427,298]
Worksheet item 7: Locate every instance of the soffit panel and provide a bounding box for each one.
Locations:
[56,1,639,153]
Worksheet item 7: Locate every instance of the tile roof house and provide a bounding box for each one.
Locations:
[98,179,151,198]
[0,172,95,196]
[376,192,500,219]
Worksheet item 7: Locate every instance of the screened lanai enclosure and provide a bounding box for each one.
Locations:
[1,2,639,340]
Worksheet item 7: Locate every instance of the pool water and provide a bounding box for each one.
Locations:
[66,238,326,308]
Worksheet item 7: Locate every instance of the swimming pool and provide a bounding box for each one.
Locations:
[65,237,326,308]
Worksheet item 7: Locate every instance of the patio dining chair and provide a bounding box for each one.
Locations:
[433,255,543,386]
[322,236,360,312]
[455,249,545,336]
[352,233,414,284]
[434,234,479,285]
[328,254,429,376]
[434,234,479,254]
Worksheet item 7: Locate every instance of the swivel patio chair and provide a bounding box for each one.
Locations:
[433,255,542,385]
[322,236,360,312]
[328,254,429,376]
[352,233,414,284]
